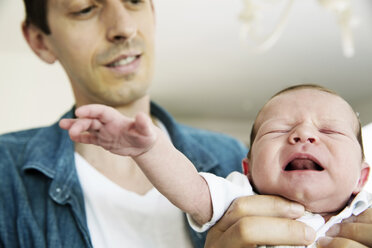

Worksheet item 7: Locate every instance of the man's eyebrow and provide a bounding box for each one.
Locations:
[57,0,103,8]
[54,0,79,9]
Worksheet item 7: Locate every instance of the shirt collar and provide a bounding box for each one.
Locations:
[22,107,78,204]
[312,190,372,243]
[348,190,372,215]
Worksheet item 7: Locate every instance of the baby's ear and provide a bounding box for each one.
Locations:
[353,162,370,194]
[242,158,250,175]
[242,158,255,184]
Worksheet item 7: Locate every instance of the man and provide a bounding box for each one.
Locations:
[1,0,244,247]
[0,0,370,247]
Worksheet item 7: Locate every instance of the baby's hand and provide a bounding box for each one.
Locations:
[59,104,157,157]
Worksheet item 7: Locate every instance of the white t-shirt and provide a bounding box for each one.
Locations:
[188,172,372,248]
[75,152,193,248]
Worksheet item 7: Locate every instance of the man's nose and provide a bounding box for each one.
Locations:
[104,2,137,43]
[289,125,317,144]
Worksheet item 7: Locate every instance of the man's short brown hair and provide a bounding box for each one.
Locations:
[23,0,51,34]
[23,0,155,35]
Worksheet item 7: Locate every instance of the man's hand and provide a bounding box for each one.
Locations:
[59,104,157,157]
[317,208,372,248]
[205,195,316,248]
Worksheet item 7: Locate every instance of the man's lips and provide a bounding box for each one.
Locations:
[105,54,141,68]
[283,154,324,171]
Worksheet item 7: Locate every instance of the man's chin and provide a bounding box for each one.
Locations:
[91,88,150,106]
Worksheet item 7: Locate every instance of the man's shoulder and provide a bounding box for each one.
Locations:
[177,123,245,148]
[0,122,68,172]
[151,102,247,155]
[0,108,74,154]
[0,128,49,193]
[0,127,43,159]
[0,128,41,145]
[0,124,60,148]
[174,123,248,175]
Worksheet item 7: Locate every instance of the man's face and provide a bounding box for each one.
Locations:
[248,89,368,214]
[44,0,155,106]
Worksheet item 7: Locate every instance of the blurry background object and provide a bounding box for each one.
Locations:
[239,0,295,52]
[239,0,358,57]
[318,0,357,57]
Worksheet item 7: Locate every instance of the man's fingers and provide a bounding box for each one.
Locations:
[205,195,314,248]
[342,208,372,224]
[317,236,368,248]
[217,195,305,232]
[326,222,372,248]
[206,216,315,247]
[234,216,315,246]
[206,219,255,248]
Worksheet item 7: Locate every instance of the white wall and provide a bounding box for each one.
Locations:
[0,0,74,134]
[355,97,372,126]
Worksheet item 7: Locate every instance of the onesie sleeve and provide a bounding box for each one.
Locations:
[187,171,254,232]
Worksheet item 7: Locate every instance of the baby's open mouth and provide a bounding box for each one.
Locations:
[284,158,324,171]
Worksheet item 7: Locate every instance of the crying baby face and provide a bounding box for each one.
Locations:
[245,88,367,214]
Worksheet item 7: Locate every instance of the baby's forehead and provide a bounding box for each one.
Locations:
[255,89,359,132]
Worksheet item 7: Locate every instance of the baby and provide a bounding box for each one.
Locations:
[60,84,371,247]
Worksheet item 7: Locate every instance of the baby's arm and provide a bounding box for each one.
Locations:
[59,104,212,225]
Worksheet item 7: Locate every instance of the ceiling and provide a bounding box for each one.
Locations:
[1,0,372,125]
[150,0,372,122]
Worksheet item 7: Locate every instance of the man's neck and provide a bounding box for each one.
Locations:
[75,94,151,118]
[74,94,154,195]
[75,143,154,195]
[112,95,151,118]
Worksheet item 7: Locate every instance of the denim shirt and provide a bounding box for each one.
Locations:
[0,102,248,248]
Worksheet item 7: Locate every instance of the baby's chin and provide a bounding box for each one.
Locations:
[282,190,349,215]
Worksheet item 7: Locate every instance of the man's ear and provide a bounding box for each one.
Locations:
[22,21,56,64]
[353,162,370,194]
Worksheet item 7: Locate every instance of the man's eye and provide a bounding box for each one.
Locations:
[127,0,144,4]
[73,6,96,16]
